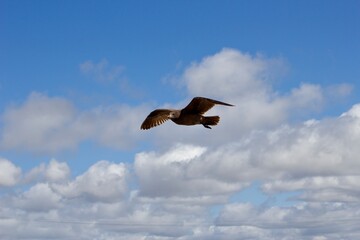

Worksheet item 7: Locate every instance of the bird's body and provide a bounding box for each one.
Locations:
[171,113,202,125]
[140,97,233,130]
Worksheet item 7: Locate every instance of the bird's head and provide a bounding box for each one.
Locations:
[168,110,180,119]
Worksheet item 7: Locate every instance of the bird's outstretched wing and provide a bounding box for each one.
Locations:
[140,109,172,130]
[182,97,234,114]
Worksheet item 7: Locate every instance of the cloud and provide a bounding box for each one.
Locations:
[0,158,21,187]
[80,59,124,83]
[13,183,62,212]
[23,159,70,184]
[262,175,360,202]
[182,48,281,99]
[128,102,360,237]
[79,59,144,98]
[184,103,360,185]
[90,104,147,149]
[134,103,360,208]
[2,105,360,240]
[129,99,360,237]
[44,159,70,182]
[325,83,353,98]
[0,92,147,153]
[0,92,85,152]
[53,160,128,202]
[148,49,352,149]
[181,48,290,131]
[288,83,324,109]
[181,48,351,113]
[134,144,245,199]
[216,202,360,240]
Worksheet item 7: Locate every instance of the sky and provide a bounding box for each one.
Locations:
[1,0,360,239]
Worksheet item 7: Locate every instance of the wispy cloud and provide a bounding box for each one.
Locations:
[79,59,124,83]
[79,59,144,99]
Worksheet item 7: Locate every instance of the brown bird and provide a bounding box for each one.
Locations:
[140,97,234,130]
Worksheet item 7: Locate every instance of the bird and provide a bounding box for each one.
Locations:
[140,97,234,130]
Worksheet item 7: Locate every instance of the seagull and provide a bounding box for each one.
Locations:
[140,97,234,130]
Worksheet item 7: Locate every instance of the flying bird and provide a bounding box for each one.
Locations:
[140,97,234,130]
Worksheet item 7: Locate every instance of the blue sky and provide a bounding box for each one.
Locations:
[1,1,360,239]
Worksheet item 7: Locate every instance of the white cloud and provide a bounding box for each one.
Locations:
[22,159,70,184]
[181,48,289,130]
[216,202,360,240]
[90,104,147,149]
[148,49,342,149]
[0,158,21,187]
[131,100,360,237]
[135,144,245,199]
[0,92,147,153]
[182,48,281,99]
[14,183,62,211]
[53,160,128,202]
[0,92,85,152]
[45,159,70,182]
[181,49,351,115]
[262,175,360,202]
[342,103,360,118]
[288,83,324,109]
[191,103,360,184]
[2,117,360,239]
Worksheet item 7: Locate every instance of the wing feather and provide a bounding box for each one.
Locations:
[182,97,234,114]
[140,109,172,130]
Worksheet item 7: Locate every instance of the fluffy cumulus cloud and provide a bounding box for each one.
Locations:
[13,183,62,212]
[0,92,147,153]
[53,160,128,202]
[181,48,326,113]
[44,159,70,182]
[0,93,80,152]
[0,158,21,187]
[182,49,290,132]
[154,102,359,214]
[135,144,245,199]
[22,159,70,184]
[0,49,359,239]
[150,49,350,148]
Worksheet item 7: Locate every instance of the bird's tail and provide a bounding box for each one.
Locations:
[202,116,220,126]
